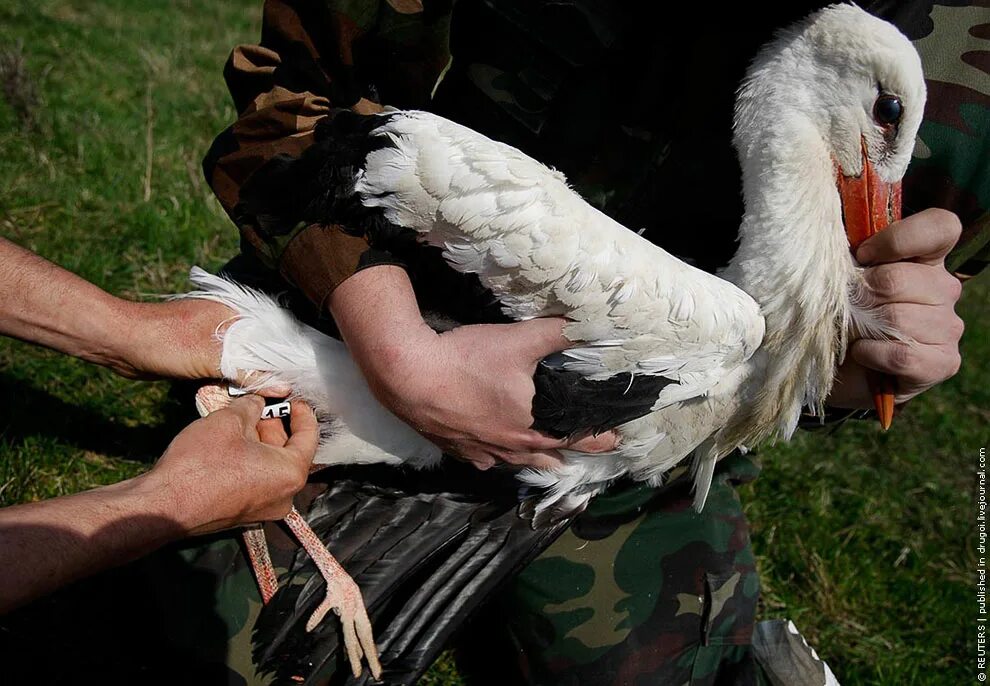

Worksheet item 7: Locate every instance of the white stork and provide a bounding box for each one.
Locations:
[187,4,925,679]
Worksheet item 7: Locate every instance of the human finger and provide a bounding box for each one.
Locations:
[511,317,574,360]
[566,430,619,453]
[856,208,961,266]
[225,395,266,435]
[257,416,288,446]
[283,400,320,464]
[863,262,963,306]
[456,448,497,470]
[850,339,961,388]
[233,371,293,398]
[493,449,564,470]
[872,303,965,345]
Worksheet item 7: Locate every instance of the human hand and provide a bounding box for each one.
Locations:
[145,395,319,535]
[829,208,964,409]
[366,317,618,471]
[329,265,616,470]
[108,298,290,394]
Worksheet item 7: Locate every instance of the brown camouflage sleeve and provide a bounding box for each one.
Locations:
[204,0,401,309]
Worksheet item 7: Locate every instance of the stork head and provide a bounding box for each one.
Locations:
[734,3,926,249]
[806,5,926,248]
[722,5,926,443]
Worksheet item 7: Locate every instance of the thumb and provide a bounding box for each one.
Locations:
[283,400,320,465]
[513,317,574,360]
[226,395,265,435]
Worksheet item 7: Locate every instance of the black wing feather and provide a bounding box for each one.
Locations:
[252,464,572,686]
[531,359,675,438]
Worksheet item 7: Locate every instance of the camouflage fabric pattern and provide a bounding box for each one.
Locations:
[484,454,765,685]
[902,1,990,278]
[203,0,452,307]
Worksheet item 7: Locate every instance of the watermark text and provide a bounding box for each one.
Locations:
[977,447,987,681]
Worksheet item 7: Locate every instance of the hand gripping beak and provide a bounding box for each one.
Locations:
[836,139,900,430]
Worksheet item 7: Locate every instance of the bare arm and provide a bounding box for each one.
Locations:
[0,473,183,612]
[0,396,318,613]
[0,237,230,380]
[328,266,616,470]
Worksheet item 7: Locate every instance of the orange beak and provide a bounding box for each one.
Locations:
[836,139,899,430]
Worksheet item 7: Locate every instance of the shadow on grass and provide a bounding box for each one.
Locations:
[0,521,247,685]
[0,374,201,464]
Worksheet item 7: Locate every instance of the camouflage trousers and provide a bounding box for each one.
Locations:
[454,453,765,686]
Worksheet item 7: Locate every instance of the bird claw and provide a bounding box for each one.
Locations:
[305,579,381,680]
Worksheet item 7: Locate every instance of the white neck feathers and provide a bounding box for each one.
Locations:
[719,50,858,447]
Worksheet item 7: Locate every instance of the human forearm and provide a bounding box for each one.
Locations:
[327,265,434,394]
[0,238,231,380]
[0,237,127,367]
[0,474,182,613]
[0,396,318,613]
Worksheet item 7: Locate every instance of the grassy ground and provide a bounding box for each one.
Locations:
[0,1,979,684]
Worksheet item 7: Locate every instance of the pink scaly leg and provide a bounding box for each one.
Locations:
[243,525,279,603]
[284,507,381,679]
[196,382,380,680]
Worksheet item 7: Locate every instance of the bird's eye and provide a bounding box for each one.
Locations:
[873,95,903,127]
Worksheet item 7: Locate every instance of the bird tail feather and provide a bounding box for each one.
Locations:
[690,438,719,512]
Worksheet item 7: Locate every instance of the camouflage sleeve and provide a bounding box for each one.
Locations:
[901,1,990,281]
[203,0,403,309]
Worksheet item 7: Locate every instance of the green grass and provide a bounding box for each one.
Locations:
[745,281,985,684]
[0,2,980,684]
[0,0,252,501]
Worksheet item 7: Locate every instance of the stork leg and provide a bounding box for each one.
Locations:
[194,382,381,680]
[284,507,381,679]
[243,525,279,603]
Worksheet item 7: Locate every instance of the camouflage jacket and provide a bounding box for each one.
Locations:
[204,0,990,313]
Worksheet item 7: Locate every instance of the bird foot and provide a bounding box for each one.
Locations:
[305,567,381,680]
[194,381,234,417]
[197,383,380,678]
[284,508,381,680]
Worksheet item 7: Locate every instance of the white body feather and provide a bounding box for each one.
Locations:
[186,268,441,469]
[184,5,925,513]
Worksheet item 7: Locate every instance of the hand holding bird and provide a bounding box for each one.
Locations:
[329,265,619,471]
[155,395,319,536]
[829,208,964,409]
